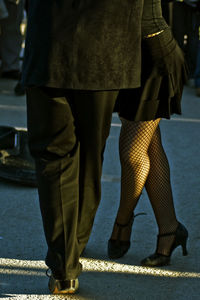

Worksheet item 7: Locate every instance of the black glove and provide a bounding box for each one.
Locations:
[144,28,188,81]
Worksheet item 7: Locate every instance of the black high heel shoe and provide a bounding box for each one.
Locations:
[141,222,188,267]
[108,213,146,259]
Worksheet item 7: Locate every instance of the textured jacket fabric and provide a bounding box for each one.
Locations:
[22,0,168,90]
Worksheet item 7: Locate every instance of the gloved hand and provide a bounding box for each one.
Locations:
[144,28,188,84]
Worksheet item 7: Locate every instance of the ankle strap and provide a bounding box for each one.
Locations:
[158,230,177,238]
[116,212,146,227]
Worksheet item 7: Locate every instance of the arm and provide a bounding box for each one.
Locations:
[142,0,169,39]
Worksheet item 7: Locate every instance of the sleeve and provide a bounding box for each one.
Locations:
[142,0,169,38]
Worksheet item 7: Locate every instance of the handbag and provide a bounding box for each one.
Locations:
[0,126,37,187]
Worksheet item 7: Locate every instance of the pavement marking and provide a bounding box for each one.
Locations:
[102,175,120,182]
[0,258,199,279]
[111,117,200,127]
[0,90,15,95]
[0,105,199,124]
[0,104,26,111]
[0,267,44,276]
[164,117,200,123]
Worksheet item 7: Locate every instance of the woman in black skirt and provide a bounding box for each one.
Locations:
[108,0,189,267]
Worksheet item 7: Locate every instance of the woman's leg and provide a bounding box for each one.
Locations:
[145,126,178,256]
[110,118,160,241]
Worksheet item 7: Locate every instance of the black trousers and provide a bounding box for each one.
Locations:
[26,87,118,279]
[172,2,200,78]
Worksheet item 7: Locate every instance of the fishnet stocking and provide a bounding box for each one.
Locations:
[111,119,160,241]
[145,126,178,255]
[111,119,178,256]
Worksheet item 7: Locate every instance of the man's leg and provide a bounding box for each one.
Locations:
[195,40,200,95]
[71,90,118,253]
[172,2,198,78]
[172,2,187,50]
[26,87,81,280]
[0,0,24,74]
[186,10,199,78]
[26,88,117,277]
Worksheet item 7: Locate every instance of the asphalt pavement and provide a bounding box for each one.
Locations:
[0,79,199,300]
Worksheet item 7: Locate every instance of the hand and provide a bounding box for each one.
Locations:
[144,28,188,83]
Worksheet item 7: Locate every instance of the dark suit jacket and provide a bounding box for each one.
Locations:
[22,0,168,90]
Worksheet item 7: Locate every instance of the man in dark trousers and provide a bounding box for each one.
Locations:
[172,0,200,79]
[22,0,169,294]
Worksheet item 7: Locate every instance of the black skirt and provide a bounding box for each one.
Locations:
[114,29,188,121]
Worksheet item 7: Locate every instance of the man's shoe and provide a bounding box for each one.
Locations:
[48,275,79,294]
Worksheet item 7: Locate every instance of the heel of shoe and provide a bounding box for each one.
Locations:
[141,222,189,267]
[177,222,188,256]
[181,238,188,256]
